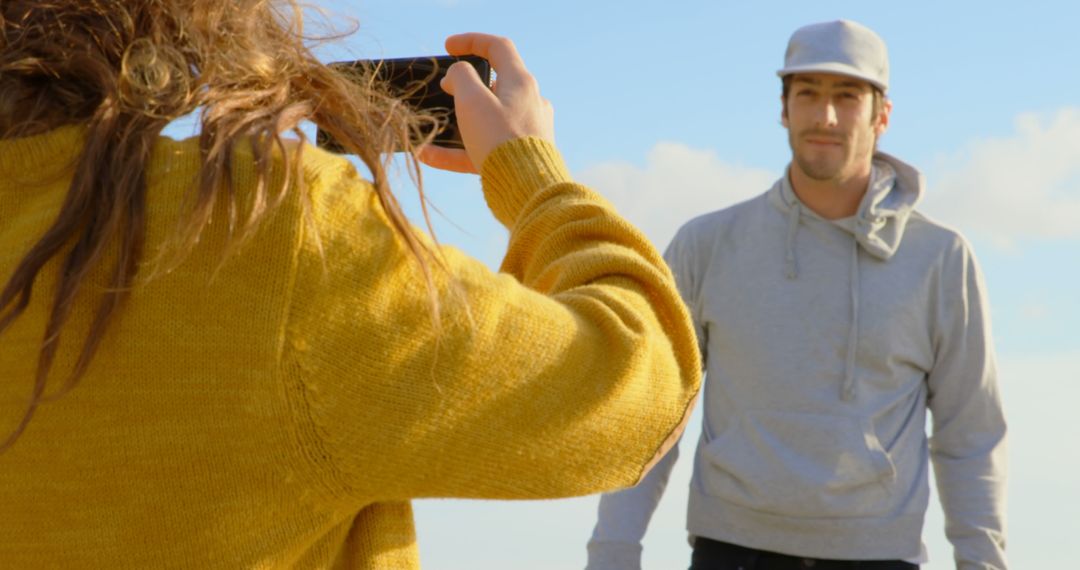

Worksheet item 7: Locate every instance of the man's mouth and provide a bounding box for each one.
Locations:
[804,135,844,146]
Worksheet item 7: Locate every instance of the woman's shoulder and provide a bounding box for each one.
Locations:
[145,133,386,273]
[152,133,376,213]
[155,132,369,184]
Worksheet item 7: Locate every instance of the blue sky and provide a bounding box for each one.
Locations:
[237,1,1079,568]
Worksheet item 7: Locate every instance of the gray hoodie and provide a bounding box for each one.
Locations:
[587,153,1007,568]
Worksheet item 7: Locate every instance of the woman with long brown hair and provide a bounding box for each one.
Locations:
[0,1,700,567]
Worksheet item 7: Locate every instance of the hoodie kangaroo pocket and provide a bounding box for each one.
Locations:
[701,409,897,518]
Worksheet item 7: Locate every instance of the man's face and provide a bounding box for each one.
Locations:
[781,73,890,183]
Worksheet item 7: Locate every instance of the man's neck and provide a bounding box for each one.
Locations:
[788,162,873,220]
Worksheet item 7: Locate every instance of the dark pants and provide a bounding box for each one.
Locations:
[689,537,918,570]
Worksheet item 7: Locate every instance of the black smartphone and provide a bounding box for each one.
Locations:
[316,55,492,152]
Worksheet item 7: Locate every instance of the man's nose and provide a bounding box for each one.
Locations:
[814,100,839,127]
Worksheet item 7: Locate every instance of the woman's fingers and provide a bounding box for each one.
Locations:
[416,145,477,174]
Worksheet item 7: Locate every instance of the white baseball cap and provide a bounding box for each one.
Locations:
[777,20,889,93]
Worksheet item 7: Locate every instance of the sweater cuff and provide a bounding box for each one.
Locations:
[479,136,573,229]
[585,541,643,570]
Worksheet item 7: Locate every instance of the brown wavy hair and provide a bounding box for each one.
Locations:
[0,0,445,451]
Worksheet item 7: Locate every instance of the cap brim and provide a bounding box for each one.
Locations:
[776,63,887,92]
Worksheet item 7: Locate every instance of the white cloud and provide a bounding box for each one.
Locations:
[575,142,777,250]
[1019,302,1050,322]
[922,107,1080,246]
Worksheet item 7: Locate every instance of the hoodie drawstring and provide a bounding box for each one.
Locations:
[841,239,860,401]
[785,200,856,400]
[785,203,800,280]
[773,157,915,403]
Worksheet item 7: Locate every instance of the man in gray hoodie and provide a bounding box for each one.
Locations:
[585,20,1007,570]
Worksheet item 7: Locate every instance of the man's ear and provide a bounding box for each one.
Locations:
[875,98,893,137]
[780,94,789,128]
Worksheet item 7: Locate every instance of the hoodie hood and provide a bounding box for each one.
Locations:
[769,151,925,262]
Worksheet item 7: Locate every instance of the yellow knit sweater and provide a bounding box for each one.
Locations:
[0,126,700,568]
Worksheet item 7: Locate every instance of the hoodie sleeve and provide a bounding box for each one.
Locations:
[586,443,681,570]
[585,224,707,570]
[926,237,1008,569]
[661,221,709,362]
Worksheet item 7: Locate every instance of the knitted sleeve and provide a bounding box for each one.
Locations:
[281,137,700,503]
[584,222,708,569]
